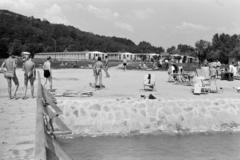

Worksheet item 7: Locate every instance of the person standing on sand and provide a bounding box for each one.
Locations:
[93,57,104,87]
[23,53,36,99]
[43,56,53,90]
[1,53,19,99]
[123,56,127,71]
[103,55,110,78]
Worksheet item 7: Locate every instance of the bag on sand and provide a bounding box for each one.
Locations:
[4,71,14,78]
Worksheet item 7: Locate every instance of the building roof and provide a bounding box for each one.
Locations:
[161,52,170,56]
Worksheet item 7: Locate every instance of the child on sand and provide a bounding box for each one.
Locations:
[93,57,104,88]
[1,53,19,99]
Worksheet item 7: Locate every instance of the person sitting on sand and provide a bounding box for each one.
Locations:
[43,56,53,90]
[1,53,19,99]
[103,55,110,78]
[23,53,36,99]
[123,56,127,71]
[93,57,104,87]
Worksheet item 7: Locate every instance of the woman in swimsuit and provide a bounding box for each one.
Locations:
[43,56,52,90]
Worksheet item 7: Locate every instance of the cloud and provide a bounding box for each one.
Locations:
[43,4,69,24]
[87,5,119,20]
[114,22,134,32]
[132,8,155,20]
[176,22,210,31]
[0,0,35,11]
[216,22,240,34]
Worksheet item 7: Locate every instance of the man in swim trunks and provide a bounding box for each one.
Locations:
[43,56,52,90]
[23,53,36,98]
[1,53,19,99]
[93,56,104,87]
[123,56,127,71]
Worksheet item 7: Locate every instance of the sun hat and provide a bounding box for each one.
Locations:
[22,51,31,55]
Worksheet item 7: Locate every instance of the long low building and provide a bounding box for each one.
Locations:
[34,51,159,62]
[34,51,198,63]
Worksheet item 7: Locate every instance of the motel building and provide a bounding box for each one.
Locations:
[34,51,159,62]
[34,51,107,61]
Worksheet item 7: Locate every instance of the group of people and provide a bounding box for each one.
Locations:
[1,52,52,99]
[167,62,184,83]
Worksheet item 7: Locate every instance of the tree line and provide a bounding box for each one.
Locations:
[0,10,240,64]
[0,10,164,58]
[167,34,240,64]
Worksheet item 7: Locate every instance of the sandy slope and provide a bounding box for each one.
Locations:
[0,67,240,159]
[0,70,36,160]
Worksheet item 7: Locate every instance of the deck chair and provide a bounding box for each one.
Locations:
[182,71,195,86]
[144,74,156,91]
[196,68,210,86]
[192,76,210,95]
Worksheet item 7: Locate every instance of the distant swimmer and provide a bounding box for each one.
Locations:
[1,53,19,99]
[43,56,53,90]
[123,56,127,71]
[93,57,104,88]
[23,53,36,99]
[103,55,110,78]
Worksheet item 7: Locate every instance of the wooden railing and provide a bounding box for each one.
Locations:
[35,71,72,160]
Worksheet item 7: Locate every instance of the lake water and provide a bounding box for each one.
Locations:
[59,133,240,160]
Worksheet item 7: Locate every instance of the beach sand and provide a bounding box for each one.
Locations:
[1,67,240,159]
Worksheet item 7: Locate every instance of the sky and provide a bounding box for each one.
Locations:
[0,0,240,49]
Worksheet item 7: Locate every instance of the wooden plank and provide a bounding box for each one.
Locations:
[52,139,73,160]
[42,88,62,114]
[34,71,47,160]
[45,105,59,119]
[53,117,72,133]
[53,130,72,135]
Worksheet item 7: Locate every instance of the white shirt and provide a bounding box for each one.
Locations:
[233,66,237,76]
[171,66,175,73]
[43,61,51,70]
[229,64,237,76]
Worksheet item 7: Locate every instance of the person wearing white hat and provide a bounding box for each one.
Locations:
[22,53,36,99]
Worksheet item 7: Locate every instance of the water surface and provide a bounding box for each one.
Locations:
[59,133,240,160]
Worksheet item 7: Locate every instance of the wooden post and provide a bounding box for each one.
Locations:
[35,71,73,160]
[35,71,47,160]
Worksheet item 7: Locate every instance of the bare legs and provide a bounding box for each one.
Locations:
[6,78,12,99]
[31,82,34,98]
[44,77,53,90]
[23,83,28,99]
[6,78,19,99]
[104,67,110,78]
[124,65,126,71]
[23,78,35,99]
[13,82,19,98]
[94,72,103,87]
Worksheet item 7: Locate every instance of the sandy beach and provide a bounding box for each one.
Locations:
[1,67,240,159]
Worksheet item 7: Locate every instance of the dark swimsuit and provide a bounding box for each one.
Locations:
[44,70,51,78]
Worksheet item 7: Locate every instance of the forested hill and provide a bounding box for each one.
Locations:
[0,10,164,58]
